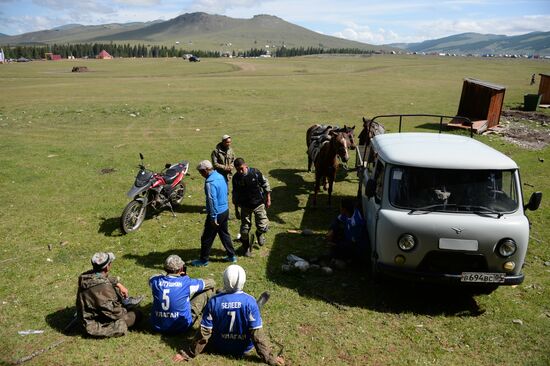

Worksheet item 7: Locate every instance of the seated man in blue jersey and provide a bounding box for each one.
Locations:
[173,264,285,366]
[326,198,367,262]
[149,254,215,334]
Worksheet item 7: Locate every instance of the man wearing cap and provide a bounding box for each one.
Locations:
[149,255,216,334]
[76,252,142,337]
[211,134,235,184]
[174,265,285,365]
[191,160,237,267]
[232,157,272,256]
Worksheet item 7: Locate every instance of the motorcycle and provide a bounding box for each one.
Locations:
[120,153,190,234]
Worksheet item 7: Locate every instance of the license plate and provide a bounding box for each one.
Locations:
[461,272,506,283]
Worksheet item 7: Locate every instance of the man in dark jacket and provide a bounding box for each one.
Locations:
[232,158,271,256]
[76,252,142,337]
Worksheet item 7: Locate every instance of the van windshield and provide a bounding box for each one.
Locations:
[388,167,519,213]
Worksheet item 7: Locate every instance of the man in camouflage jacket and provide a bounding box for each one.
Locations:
[211,134,235,183]
[76,252,141,337]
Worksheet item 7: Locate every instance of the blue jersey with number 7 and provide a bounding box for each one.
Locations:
[201,291,263,355]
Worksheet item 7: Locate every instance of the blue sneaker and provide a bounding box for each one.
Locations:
[223,256,238,263]
[191,259,209,267]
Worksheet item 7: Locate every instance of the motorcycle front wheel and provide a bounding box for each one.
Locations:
[170,182,186,206]
[120,200,146,234]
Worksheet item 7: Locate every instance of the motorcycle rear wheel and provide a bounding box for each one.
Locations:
[121,200,146,234]
[170,182,186,206]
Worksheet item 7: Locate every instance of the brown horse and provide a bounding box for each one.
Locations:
[306,124,355,172]
[306,126,351,206]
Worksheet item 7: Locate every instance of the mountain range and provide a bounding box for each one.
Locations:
[0,13,387,52]
[393,32,550,55]
[1,13,549,55]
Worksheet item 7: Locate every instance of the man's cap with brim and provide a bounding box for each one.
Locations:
[91,252,115,270]
[164,254,185,272]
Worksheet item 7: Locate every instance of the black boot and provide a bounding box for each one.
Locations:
[241,233,252,257]
[256,291,270,309]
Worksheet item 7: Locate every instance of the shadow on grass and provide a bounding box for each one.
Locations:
[98,204,204,236]
[266,231,485,317]
[269,168,352,227]
[268,168,309,225]
[98,216,123,237]
[123,247,234,271]
[45,306,80,336]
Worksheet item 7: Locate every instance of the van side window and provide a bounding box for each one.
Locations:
[374,161,384,203]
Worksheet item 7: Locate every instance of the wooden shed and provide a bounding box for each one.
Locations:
[448,78,506,134]
[538,73,550,106]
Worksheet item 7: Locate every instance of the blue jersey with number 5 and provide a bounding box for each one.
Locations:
[149,275,205,334]
[201,291,262,355]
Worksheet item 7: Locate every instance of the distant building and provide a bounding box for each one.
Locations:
[97,50,113,59]
[45,52,62,61]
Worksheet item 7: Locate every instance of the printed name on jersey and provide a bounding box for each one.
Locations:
[221,301,242,309]
[221,333,247,340]
[155,310,180,318]
[157,280,183,288]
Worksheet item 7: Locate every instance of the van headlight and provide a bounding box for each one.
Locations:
[398,234,417,252]
[496,239,517,257]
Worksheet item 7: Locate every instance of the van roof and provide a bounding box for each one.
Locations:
[372,133,518,170]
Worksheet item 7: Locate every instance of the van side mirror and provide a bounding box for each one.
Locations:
[365,179,376,198]
[525,192,542,211]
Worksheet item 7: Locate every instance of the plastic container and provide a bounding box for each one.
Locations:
[524,94,542,111]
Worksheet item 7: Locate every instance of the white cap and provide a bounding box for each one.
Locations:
[222,134,231,141]
[223,264,246,292]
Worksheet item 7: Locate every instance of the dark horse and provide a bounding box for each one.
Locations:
[358,117,385,146]
[306,125,354,206]
[357,117,385,166]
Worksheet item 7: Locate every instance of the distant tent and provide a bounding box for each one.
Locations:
[0,48,5,64]
[97,50,112,59]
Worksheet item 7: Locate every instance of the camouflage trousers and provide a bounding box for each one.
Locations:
[190,288,214,324]
[239,204,269,236]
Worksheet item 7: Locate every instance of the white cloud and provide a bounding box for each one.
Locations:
[333,25,400,45]
[410,15,550,41]
[189,0,270,14]
[114,0,161,5]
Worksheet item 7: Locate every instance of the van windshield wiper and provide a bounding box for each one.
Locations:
[408,204,449,214]
[458,205,503,218]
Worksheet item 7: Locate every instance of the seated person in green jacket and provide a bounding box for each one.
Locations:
[76,252,142,337]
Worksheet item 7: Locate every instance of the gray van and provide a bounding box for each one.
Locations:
[357,115,541,291]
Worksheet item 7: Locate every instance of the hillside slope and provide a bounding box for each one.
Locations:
[396,32,550,55]
[0,13,387,52]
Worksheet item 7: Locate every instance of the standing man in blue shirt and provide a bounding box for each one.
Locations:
[191,160,237,267]
[149,254,215,334]
[174,265,285,365]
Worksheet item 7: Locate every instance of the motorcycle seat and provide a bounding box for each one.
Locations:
[163,168,179,184]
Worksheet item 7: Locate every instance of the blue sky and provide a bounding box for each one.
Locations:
[0,0,549,44]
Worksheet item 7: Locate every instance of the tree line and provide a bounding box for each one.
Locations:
[1,42,380,59]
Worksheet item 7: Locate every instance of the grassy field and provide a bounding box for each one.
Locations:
[0,55,549,366]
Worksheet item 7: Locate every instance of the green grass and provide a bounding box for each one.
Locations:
[0,55,549,365]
